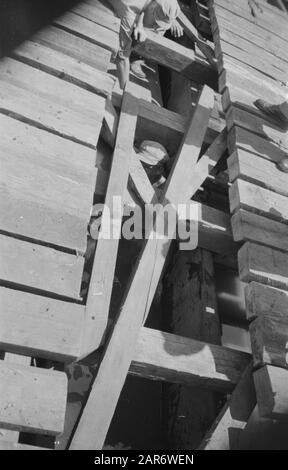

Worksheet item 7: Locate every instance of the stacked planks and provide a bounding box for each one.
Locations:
[0,0,120,449]
[209,0,288,421]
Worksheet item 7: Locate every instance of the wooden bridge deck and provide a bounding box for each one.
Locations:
[209,0,288,422]
[0,0,119,448]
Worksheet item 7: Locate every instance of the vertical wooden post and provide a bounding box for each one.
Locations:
[162,248,222,449]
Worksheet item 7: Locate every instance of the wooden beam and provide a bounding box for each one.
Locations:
[0,287,84,362]
[0,441,45,450]
[228,149,288,198]
[69,86,215,449]
[80,92,138,357]
[54,12,119,54]
[0,234,84,300]
[0,353,31,445]
[177,10,216,66]
[230,179,288,224]
[162,248,221,449]
[238,242,288,291]
[250,315,288,369]
[131,327,250,392]
[254,365,288,420]
[199,363,256,450]
[0,361,67,435]
[232,209,288,253]
[245,282,288,321]
[133,30,217,89]
[33,26,111,73]
[12,40,116,98]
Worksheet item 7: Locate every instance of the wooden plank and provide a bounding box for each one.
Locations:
[232,209,288,252]
[228,127,288,165]
[69,86,216,449]
[245,282,288,321]
[213,0,288,40]
[250,315,288,369]
[72,0,120,33]
[54,12,119,54]
[211,0,288,43]
[226,107,288,153]
[220,63,287,107]
[215,34,288,83]
[0,361,67,435]
[199,364,256,450]
[212,11,288,63]
[132,327,250,392]
[254,365,288,420]
[214,0,288,31]
[228,149,288,197]
[0,59,105,148]
[0,441,45,450]
[0,353,31,444]
[229,179,288,224]
[33,26,111,72]
[238,242,288,291]
[177,9,216,66]
[80,93,139,357]
[12,40,116,98]
[0,235,84,299]
[0,287,84,361]
[133,30,218,89]
[0,115,97,252]
[112,94,225,153]
[213,22,288,73]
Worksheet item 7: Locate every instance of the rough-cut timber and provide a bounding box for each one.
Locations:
[254,366,288,420]
[200,364,256,450]
[132,327,250,392]
[0,361,67,435]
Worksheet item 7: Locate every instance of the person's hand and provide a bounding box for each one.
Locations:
[133,24,147,42]
[170,20,183,38]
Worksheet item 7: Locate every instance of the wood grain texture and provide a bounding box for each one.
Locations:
[80,93,139,356]
[0,287,84,361]
[238,242,288,291]
[200,363,256,450]
[228,149,288,197]
[54,12,119,54]
[72,0,120,33]
[228,127,288,165]
[0,58,105,148]
[131,327,250,392]
[0,361,67,435]
[33,26,111,72]
[250,315,288,369]
[229,179,288,224]
[0,115,97,252]
[13,40,115,98]
[232,209,288,252]
[245,282,288,321]
[254,365,288,420]
[133,30,217,89]
[0,235,84,299]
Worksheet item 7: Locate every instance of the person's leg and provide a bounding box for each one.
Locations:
[116,56,130,89]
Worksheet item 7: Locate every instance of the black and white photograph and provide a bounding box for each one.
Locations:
[0,0,287,455]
